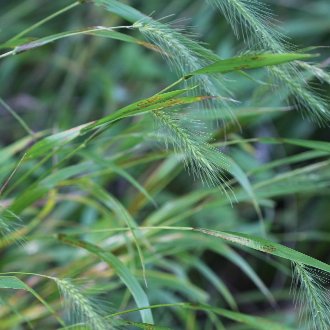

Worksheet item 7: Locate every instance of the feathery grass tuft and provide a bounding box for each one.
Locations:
[297,61,330,85]
[292,262,330,330]
[270,66,330,124]
[133,18,235,115]
[206,0,287,51]
[132,17,240,190]
[0,208,24,246]
[54,278,115,330]
[207,0,330,124]
[153,109,232,196]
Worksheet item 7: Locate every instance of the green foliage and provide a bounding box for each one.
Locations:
[0,0,329,329]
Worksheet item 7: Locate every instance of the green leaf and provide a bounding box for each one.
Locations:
[26,123,90,159]
[189,53,314,76]
[111,302,293,330]
[92,0,146,23]
[0,276,29,290]
[9,27,144,54]
[260,138,330,153]
[188,304,293,330]
[195,228,330,273]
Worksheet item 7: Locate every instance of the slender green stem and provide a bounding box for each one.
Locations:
[0,153,26,197]
[0,98,35,136]
[63,226,194,235]
[156,76,186,94]
[2,152,55,197]
[8,1,81,42]
[52,125,109,170]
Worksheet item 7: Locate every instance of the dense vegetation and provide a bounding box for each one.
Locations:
[0,0,329,329]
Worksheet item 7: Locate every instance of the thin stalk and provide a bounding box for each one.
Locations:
[64,226,194,234]
[25,226,194,241]
[0,98,35,136]
[0,153,26,197]
[2,152,55,197]
[8,1,81,43]
[156,76,192,95]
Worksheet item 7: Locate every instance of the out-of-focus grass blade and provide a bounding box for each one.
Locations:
[119,320,171,330]
[0,276,29,290]
[111,302,293,330]
[85,152,156,207]
[0,275,63,325]
[0,37,33,49]
[84,181,150,287]
[135,269,208,302]
[59,320,172,330]
[260,138,330,153]
[188,53,314,76]
[192,107,292,121]
[192,260,237,310]
[195,228,330,273]
[153,232,274,303]
[188,304,293,330]
[0,132,45,165]
[26,123,90,159]
[2,28,139,54]
[57,234,154,324]
[93,0,146,23]
[220,154,263,231]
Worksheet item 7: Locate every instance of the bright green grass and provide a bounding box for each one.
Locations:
[0,0,329,329]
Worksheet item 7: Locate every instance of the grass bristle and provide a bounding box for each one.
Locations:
[292,263,330,330]
[54,278,115,330]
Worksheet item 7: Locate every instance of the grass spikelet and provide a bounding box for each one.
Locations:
[0,207,24,247]
[292,262,330,330]
[152,109,232,197]
[206,0,287,51]
[53,278,114,330]
[133,18,234,115]
[297,61,330,85]
[207,0,330,124]
[270,65,330,124]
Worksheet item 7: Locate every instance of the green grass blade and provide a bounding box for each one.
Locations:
[110,302,293,330]
[92,0,146,23]
[188,53,314,76]
[0,276,28,290]
[0,275,64,326]
[195,228,330,273]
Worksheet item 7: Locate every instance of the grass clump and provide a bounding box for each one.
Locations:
[0,0,329,329]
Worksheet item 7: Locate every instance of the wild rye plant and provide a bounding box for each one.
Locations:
[0,0,329,329]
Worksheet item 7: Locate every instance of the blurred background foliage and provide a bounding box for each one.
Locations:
[0,0,329,329]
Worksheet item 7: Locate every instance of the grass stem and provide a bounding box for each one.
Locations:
[7,1,81,43]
